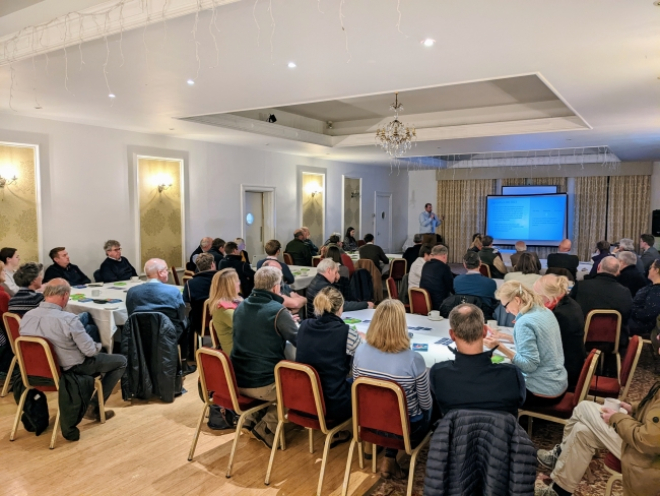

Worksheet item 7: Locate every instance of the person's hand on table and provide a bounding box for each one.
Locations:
[367,302,375,309]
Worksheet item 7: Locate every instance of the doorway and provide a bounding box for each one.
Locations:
[374,192,392,252]
[241,185,275,264]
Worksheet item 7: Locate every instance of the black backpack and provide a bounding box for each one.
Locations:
[21,389,50,436]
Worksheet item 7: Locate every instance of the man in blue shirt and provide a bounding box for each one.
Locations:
[454,251,497,318]
[419,203,442,234]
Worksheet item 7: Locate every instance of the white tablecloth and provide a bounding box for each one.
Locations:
[342,309,513,368]
[347,252,402,261]
[499,250,592,281]
[289,266,317,291]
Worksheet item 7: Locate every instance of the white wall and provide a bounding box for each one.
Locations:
[407,170,437,240]
[0,114,408,276]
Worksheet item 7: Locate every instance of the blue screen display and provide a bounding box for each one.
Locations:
[486,194,567,246]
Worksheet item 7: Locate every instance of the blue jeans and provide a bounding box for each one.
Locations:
[78,312,101,346]
[384,408,432,458]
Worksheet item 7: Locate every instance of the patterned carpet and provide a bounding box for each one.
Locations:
[366,345,659,496]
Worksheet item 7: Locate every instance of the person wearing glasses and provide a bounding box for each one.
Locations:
[99,240,137,282]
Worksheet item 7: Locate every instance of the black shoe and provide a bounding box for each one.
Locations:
[182,362,197,376]
[252,422,275,449]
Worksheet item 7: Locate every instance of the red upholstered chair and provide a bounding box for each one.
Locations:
[357,240,366,247]
[11,336,106,449]
[518,349,601,436]
[188,347,270,477]
[389,258,407,282]
[341,253,355,277]
[408,287,431,316]
[341,377,431,496]
[265,361,352,496]
[196,299,213,351]
[478,264,491,278]
[1,312,21,397]
[584,310,622,379]
[283,253,294,266]
[603,451,622,496]
[589,335,643,402]
[386,278,410,312]
[313,256,322,267]
[170,266,181,286]
[208,321,219,349]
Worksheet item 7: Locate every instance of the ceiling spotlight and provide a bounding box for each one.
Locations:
[287,62,297,68]
[187,79,195,85]
[422,38,435,47]
[108,93,116,98]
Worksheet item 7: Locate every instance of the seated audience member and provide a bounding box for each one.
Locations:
[20,279,127,421]
[343,227,359,252]
[305,259,372,316]
[534,275,586,392]
[99,240,137,282]
[188,237,208,266]
[402,234,423,272]
[8,263,44,317]
[353,299,432,479]
[484,281,568,406]
[209,268,243,354]
[256,239,295,284]
[231,266,298,448]
[587,240,613,278]
[297,287,360,423]
[478,235,507,279]
[126,258,192,370]
[616,250,648,297]
[613,237,645,274]
[320,234,345,257]
[453,250,497,315]
[0,247,21,296]
[504,252,542,287]
[234,238,249,263]
[420,245,454,311]
[44,247,91,286]
[285,229,312,267]
[219,242,255,297]
[535,381,660,496]
[262,260,306,313]
[182,253,217,338]
[208,238,225,267]
[510,241,541,272]
[628,259,660,336]
[301,227,319,257]
[408,245,432,289]
[547,239,580,280]
[191,237,213,265]
[0,261,12,372]
[639,233,660,275]
[325,246,349,279]
[569,256,633,328]
[430,303,526,417]
[468,233,482,253]
[359,233,390,275]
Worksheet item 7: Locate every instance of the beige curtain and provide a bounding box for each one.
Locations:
[501,177,567,192]
[574,176,608,261]
[437,179,495,263]
[607,175,651,246]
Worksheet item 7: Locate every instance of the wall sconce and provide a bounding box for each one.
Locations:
[310,184,322,197]
[350,190,360,199]
[0,174,18,188]
[158,182,172,193]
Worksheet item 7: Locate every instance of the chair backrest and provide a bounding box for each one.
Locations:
[182,275,193,284]
[312,257,322,267]
[14,336,61,391]
[478,264,491,278]
[357,240,366,247]
[170,266,181,286]
[184,270,195,277]
[352,377,412,453]
[573,348,601,408]
[341,253,355,277]
[409,287,431,315]
[275,361,329,432]
[386,277,399,300]
[208,321,219,349]
[2,312,21,350]
[283,253,294,265]
[545,266,575,282]
[584,310,622,351]
[389,258,407,281]
[196,347,243,412]
[619,335,643,400]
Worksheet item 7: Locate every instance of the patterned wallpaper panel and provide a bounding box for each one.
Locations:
[302,172,324,248]
[138,158,184,269]
[0,144,39,262]
[343,177,361,240]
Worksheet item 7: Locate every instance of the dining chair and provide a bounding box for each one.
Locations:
[584,310,622,379]
[589,335,643,402]
[1,312,21,397]
[408,287,431,316]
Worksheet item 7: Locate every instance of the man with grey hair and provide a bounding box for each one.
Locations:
[420,245,455,310]
[614,238,645,274]
[616,250,648,297]
[510,241,541,272]
[191,237,213,265]
[402,233,424,272]
[98,239,137,282]
[20,278,127,421]
[8,262,44,317]
[301,226,319,256]
[430,303,525,416]
[231,266,299,449]
[126,258,192,370]
[305,258,372,316]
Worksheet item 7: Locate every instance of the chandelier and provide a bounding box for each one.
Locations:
[375,92,417,158]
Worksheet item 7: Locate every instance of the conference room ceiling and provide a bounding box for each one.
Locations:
[0,0,658,165]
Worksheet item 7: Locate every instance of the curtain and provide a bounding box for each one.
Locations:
[501,177,567,192]
[437,179,495,263]
[606,175,651,246]
[574,176,608,261]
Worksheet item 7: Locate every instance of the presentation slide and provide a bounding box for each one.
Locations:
[486,194,567,246]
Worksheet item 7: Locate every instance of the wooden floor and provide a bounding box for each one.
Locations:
[0,373,380,496]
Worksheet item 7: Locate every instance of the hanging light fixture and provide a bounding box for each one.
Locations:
[375,92,416,158]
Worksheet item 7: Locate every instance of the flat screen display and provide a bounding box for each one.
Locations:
[502,185,558,195]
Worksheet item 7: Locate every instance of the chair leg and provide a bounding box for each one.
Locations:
[1,356,16,397]
[372,444,377,474]
[316,428,337,496]
[616,352,621,383]
[407,431,432,496]
[308,427,314,453]
[188,403,209,462]
[341,439,357,496]
[527,416,533,437]
[10,388,29,441]
[605,473,622,496]
[265,420,285,485]
[357,441,364,469]
[95,379,106,424]
[226,412,249,478]
[49,408,61,449]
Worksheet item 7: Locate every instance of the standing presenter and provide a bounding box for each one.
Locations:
[419,203,443,233]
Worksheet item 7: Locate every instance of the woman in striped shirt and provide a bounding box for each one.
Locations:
[352,299,432,479]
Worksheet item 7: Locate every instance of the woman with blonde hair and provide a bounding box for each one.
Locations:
[533,274,586,391]
[484,281,567,407]
[352,299,432,479]
[209,268,243,354]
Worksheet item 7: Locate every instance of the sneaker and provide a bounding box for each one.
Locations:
[252,421,275,450]
[534,485,559,496]
[537,444,562,470]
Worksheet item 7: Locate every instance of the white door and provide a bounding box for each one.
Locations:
[244,192,264,260]
[375,193,392,252]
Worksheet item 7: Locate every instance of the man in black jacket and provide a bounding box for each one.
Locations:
[616,251,648,298]
[98,240,137,282]
[639,233,660,275]
[305,259,372,316]
[183,253,217,344]
[420,245,454,311]
[285,229,312,266]
[207,238,225,268]
[402,234,423,273]
[359,233,390,274]
[547,239,580,280]
[219,242,255,297]
[43,247,91,286]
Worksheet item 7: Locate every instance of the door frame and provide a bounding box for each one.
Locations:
[374,191,393,252]
[240,185,276,254]
[341,175,362,239]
